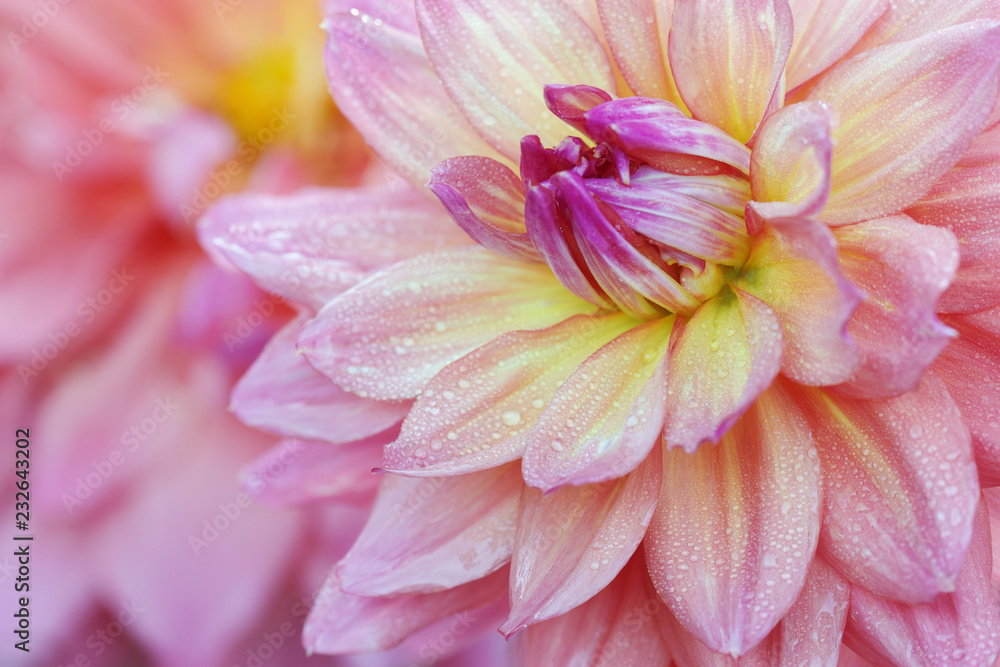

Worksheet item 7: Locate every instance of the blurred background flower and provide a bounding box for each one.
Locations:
[0,0,502,664]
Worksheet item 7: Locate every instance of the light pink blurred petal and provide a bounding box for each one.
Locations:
[808,21,1000,225]
[238,437,383,507]
[661,289,784,452]
[906,124,1000,314]
[668,0,794,144]
[793,376,979,603]
[298,247,595,400]
[322,6,498,186]
[646,383,822,656]
[231,316,409,443]
[199,186,469,311]
[833,215,959,399]
[303,568,507,655]
[521,316,673,489]
[382,313,635,476]
[415,0,615,159]
[843,499,1000,667]
[503,452,661,634]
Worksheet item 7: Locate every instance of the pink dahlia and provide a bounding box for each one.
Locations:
[203,0,1000,664]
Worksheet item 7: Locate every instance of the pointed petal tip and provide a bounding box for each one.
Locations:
[498,620,527,639]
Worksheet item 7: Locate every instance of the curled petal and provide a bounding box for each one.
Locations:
[935,307,1000,487]
[522,316,673,489]
[584,97,753,174]
[661,288,783,452]
[785,0,888,89]
[231,317,409,443]
[199,187,470,311]
[323,10,497,187]
[524,181,614,309]
[808,21,1000,225]
[516,555,670,665]
[543,83,613,135]
[833,215,958,399]
[555,170,701,317]
[381,313,636,476]
[668,0,794,144]
[844,500,1000,667]
[238,437,383,507]
[303,567,507,654]
[646,382,822,656]
[299,247,595,400]
[907,125,1000,314]
[733,220,860,386]
[748,101,833,226]
[336,465,521,595]
[587,174,750,266]
[415,0,615,160]
[792,377,979,603]
[429,156,540,262]
[503,454,661,634]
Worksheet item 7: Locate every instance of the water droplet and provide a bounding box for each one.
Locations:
[502,410,522,426]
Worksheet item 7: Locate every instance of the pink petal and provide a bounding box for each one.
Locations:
[231,316,410,443]
[323,7,498,186]
[852,0,1000,53]
[298,247,595,400]
[935,307,1000,487]
[657,558,850,666]
[596,0,685,106]
[303,567,507,654]
[748,101,833,224]
[792,376,979,603]
[733,220,861,386]
[807,21,1000,225]
[906,125,1000,314]
[843,499,1000,667]
[336,465,521,595]
[668,0,794,144]
[523,179,614,310]
[428,156,540,262]
[587,171,751,266]
[503,453,661,634]
[199,186,470,311]
[543,83,613,136]
[784,0,889,89]
[382,313,636,476]
[521,317,673,489]
[832,215,959,399]
[646,382,822,656]
[415,0,615,160]
[661,288,784,452]
[516,554,670,665]
[238,437,383,507]
[554,170,702,317]
[584,97,753,174]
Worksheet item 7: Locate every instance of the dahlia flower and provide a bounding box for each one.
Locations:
[202,0,1000,664]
